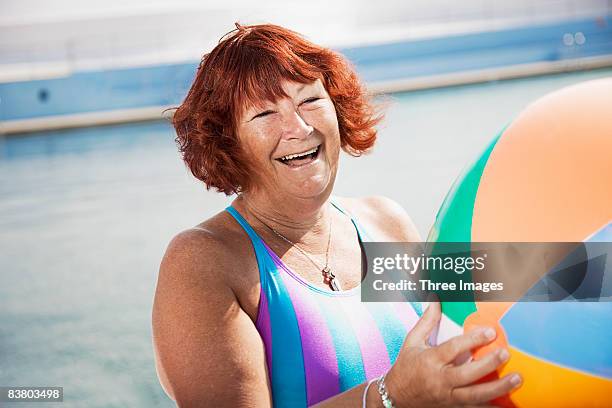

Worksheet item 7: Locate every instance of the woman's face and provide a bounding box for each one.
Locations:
[236,78,341,200]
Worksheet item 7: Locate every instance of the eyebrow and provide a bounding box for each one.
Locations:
[244,82,315,122]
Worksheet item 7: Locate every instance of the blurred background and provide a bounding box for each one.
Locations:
[0,1,611,407]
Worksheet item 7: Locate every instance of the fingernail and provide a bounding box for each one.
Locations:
[510,374,522,387]
[484,327,496,340]
[498,349,509,362]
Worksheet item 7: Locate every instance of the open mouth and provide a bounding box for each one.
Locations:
[276,144,321,167]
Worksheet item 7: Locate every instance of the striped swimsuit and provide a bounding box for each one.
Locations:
[226,201,421,407]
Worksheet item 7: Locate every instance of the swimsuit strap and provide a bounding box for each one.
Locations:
[225,205,274,284]
[329,198,374,242]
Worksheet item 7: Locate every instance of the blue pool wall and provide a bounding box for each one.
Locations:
[0,16,610,121]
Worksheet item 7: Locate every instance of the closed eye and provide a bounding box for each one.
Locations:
[301,97,321,105]
[251,110,275,120]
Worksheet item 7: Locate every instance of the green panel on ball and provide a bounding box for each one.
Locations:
[427,127,505,326]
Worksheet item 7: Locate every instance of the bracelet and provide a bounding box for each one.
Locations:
[376,372,396,408]
[362,378,377,408]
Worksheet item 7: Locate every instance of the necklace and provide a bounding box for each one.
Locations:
[249,207,342,291]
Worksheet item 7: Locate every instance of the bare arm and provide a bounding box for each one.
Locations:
[152,230,373,407]
[152,230,272,407]
[152,230,382,407]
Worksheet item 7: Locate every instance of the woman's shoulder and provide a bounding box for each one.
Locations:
[333,195,422,242]
[159,209,256,289]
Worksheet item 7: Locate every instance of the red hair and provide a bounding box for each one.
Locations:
[172,23,382,195]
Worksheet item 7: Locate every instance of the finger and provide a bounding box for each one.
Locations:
[450,372,522,405]
[446,348,509,387]
[405,300,441,347]
[436,327,496,364]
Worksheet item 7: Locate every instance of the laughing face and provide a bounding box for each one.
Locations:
[236,78,341,201]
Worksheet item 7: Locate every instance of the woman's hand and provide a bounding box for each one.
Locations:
[384,301,522,408]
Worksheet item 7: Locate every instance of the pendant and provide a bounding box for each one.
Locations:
[329,277,342,292]
[322,266,342,291]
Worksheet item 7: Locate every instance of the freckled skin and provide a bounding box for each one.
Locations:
[236,79,341,207]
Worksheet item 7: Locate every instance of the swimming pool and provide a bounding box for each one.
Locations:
[0,68,611,407]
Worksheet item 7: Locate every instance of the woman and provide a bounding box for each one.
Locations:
[152,23,521,407]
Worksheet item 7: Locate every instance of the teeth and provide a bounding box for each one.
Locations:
[280,146,318,161]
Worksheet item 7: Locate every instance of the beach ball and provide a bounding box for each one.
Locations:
[426,78,612,407]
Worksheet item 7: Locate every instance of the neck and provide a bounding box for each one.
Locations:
[232,192,333,250]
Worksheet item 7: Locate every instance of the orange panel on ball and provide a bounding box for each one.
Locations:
[471,78,612,242]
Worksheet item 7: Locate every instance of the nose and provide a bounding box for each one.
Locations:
[280,109,314,140]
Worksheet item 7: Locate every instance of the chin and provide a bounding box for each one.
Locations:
[288,174,333,200]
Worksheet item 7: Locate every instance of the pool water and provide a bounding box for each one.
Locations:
[0,68,611,407]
